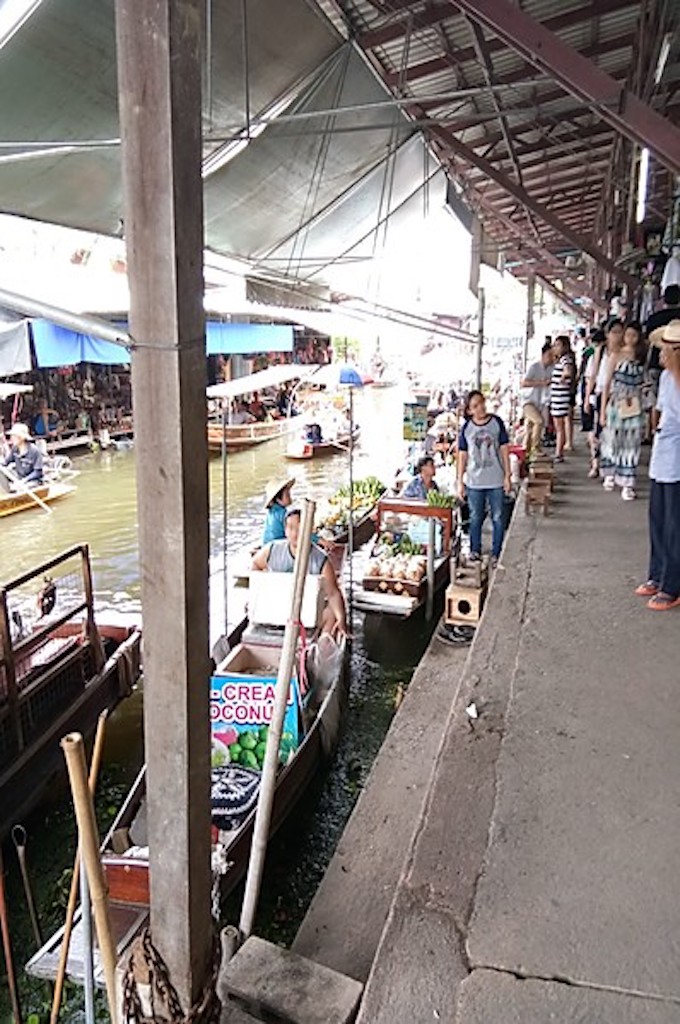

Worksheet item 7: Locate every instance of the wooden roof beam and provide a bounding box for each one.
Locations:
[359,0,636,53]
[386,27,635,87]
[433,127,638,288]
[450,0,680,173]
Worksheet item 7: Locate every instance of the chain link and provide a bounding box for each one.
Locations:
[121,926,222,1024]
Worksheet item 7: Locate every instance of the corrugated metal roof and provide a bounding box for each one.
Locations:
[344,0,680,307]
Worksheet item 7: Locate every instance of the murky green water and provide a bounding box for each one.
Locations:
[0,385,437,1020]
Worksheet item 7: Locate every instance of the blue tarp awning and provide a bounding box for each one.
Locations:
[31,320,294,367]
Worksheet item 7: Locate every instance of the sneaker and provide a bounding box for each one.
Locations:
[621,487,636,501]
[468,552,481,563]
[490,556,499,571]
[602,476,615,491]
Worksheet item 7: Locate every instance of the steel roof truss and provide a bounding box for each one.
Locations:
[449,0,680,173]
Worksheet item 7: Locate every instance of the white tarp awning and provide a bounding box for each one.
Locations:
[206,363,315,400]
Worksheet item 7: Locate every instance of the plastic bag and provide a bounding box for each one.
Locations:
[306,632,344,700]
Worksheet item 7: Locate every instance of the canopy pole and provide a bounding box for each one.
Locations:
[0,287,130,348]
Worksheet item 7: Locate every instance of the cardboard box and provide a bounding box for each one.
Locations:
[248,571,324,629]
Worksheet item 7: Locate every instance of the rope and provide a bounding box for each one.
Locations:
[291,619,309,696]
[121,927,221,1024]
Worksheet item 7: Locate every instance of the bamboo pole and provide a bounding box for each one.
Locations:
[239,499,315,939]
[0,846,22,1024]
[50,710,108,1024]
[61,731,119,1024]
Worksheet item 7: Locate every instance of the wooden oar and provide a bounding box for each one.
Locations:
[61,731,119,1024]
[0,845,22,1024]
[50,710,108,1024]
[0,464,53,514]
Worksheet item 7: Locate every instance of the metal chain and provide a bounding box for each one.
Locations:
[121,926,222,1024]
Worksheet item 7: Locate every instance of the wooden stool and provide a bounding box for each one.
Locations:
[525,479,551,515]
[445,582,487,626]
[529,464,555,493]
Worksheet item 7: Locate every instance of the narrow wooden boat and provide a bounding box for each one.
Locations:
[26,579,347,987]
[0,481,76,518]
[0,545,142,837]
[207,417,297,454]
[284,427,360,461]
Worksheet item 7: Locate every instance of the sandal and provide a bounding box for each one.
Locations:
[647,593,680,611]
[635,581,659,597]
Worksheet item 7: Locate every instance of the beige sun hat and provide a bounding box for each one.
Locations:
[264,476,295,509]
[649,318,680,347]
[9,422,31,441]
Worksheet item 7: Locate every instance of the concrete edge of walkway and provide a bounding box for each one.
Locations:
[293,595,470,981]
[356,502,538,1023]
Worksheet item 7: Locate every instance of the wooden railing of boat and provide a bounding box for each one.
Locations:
[0,545,142,834]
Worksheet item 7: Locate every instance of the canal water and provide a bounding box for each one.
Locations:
[0,385,438,1021]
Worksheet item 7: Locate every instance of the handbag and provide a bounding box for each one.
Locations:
[617,395,641,419]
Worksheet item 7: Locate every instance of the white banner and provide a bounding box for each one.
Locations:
[0,318,31,374]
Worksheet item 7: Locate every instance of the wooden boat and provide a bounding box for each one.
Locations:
[284,427,360,461]
[207,364,316,453]
[0,481,76,518]
[0,545,142,837]
[27,573,347,987]
[207,416,297,454]
[352,498,455,619]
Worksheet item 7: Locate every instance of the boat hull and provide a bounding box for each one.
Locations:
[208,418,297,453]
[0,482,76,518]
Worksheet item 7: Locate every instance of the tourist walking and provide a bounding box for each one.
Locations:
[599,322,646,500]
[457,390,512,568]
[521,341,552,458]
[584,319,624,478]
[635,320,680,610]
[549,336,575,462]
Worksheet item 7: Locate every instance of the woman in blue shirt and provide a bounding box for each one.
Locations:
[635,321,680,610]
[262,476,295,544]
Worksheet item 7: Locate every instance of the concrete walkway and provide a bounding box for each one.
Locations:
[300,453,680,1022]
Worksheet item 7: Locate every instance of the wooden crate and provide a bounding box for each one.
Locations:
[445,582,487,626]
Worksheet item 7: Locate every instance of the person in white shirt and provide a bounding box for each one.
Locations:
[520,342,553,457]
[584,319,624,478]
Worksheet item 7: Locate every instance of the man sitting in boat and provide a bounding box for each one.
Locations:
[262,475,295,543]
[230,401,256,425]
[252,507,349,638]
[402,455,439,500]
[0,422,44,492]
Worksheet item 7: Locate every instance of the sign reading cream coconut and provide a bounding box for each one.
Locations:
[210,673,299,771]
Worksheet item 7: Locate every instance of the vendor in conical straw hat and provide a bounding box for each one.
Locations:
[262,475,296,544]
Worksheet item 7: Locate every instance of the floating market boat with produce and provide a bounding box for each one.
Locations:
[27,569,347,987]
[0,545,142,838]
[230,476,385,586]
[353,494,457,618]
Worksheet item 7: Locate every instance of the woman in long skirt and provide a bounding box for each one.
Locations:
[599,322,646,500]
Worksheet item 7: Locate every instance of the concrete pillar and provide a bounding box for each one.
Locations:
[114,0,212,1008]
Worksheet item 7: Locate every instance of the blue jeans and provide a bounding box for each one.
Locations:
[649,480,680,597]
[468,486,505,558]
